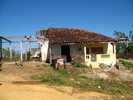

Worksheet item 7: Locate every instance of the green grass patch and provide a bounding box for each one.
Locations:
[41,74,67,85]
[57,70,70,77]
[121,60,133,69]
[37,66,132,95]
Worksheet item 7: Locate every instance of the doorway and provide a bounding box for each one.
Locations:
[61,45,71,62]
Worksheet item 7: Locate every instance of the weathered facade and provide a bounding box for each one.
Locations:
[39,28,117,68]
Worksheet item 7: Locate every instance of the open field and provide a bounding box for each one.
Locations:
[0,61,133,100]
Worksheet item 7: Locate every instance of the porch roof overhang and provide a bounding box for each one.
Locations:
[49,41,117,45]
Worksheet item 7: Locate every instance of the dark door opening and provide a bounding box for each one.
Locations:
[61,45,71,62]
[91,47,103,54]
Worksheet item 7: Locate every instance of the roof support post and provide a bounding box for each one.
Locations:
[29,42,32,59]
[10,43,12,60]
[20,41,23,62]
[84,44,86,63]
[24,42,27,60]
[49,45,52,65]
[0,38,2,61]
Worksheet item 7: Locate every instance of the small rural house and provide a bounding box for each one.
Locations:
[38,28,117,68]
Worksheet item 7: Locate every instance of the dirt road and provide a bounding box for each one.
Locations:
[0,74,109,100]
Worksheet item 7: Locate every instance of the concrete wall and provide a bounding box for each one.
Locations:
[70,44,80,57]
[51,44,80,57]
[41,40,49,62]
[51,44,61,56]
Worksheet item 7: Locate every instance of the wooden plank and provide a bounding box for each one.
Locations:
[2,39,38,43]
[3,36,38,39]
[0,36,11,43]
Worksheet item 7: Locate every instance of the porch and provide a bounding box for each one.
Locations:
[50,42,116,68]
[83,43,116,68]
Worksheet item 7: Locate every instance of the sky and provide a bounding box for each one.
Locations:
[0,0,133,38]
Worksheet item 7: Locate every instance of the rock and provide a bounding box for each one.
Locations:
[99,64,109,69]
[80,74,99,79]
[96,73,109,80]
[98,86,101,89]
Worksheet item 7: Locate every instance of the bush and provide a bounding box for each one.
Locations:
[121,60,133,69]
[71,55,88,68]
[72,60,88,68]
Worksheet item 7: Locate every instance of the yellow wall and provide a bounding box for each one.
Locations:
[97,54,115,63]
[80,43,116,66]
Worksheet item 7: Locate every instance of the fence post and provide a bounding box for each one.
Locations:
[20,41,23,62]
[10,43,12,60]
[25,42,27,60]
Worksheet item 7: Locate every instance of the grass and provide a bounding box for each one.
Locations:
[120,60,133,69]
[38,66,132,95]
[41,74,67,85]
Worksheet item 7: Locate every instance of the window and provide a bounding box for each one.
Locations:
[101,55,110,58]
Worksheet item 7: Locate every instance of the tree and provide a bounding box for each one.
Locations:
[113,31,133,54]
[2,48,20,61]
[113,31,128,39]
[129,31,133,41]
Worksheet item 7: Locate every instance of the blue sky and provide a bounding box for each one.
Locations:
[0,0,133,38]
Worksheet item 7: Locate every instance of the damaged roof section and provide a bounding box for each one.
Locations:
[45,28,116,44]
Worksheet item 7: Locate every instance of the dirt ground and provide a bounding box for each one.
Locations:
[0,61,133,100]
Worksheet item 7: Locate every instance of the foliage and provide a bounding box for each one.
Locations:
[2,48,20,61]
[127,44,133,53]
[129,31,133,41]
[36,29,48,36]
[121,60,133,69]
[113,31,128,39]
[71,55,88,68]
[113,31,133,58]
[40,67,132,94]
[2,48,32,61]
[72,60,88,68]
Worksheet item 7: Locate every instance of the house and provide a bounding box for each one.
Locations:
[38,28,117,68]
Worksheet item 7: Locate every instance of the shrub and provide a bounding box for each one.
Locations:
[121,60,133,69]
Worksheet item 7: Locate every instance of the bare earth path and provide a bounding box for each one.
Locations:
[0,62,132,100]
[0,74,109,100]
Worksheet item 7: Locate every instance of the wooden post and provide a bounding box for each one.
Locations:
[10,43,12,60]
[49,45,52,64]
[20,41,23,62]
[126,41,129,47]
[30,42,32,59]
[25,42,27,60]
[0,38,2,61]
[84,44,86,62]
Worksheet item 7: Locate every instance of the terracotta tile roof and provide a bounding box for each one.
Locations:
[46,28,116,44]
